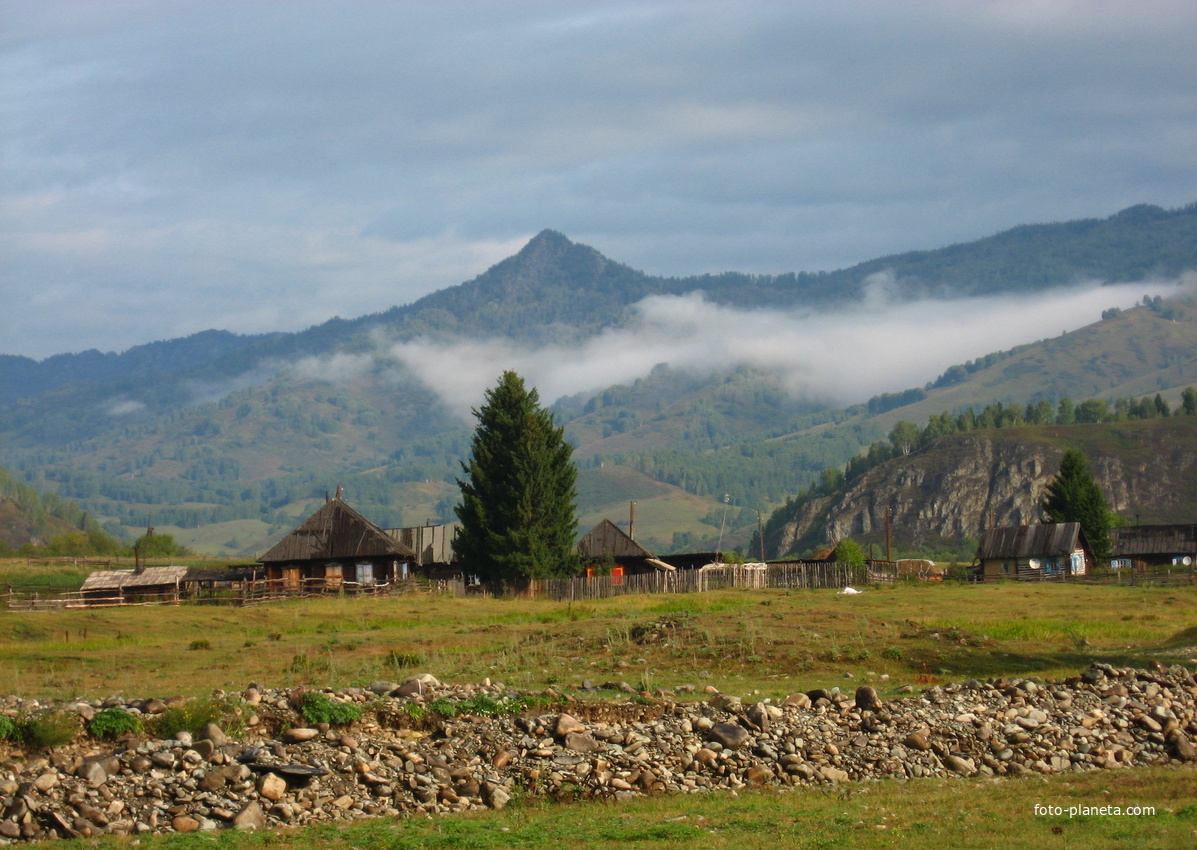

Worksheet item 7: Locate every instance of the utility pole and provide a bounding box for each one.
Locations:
[885,506,892,562]
[757,510,765,563]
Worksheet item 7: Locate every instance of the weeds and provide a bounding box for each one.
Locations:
[22,711,78,749]
[298,691,363,727]
[87,707,142,739]
[153,698,223,740]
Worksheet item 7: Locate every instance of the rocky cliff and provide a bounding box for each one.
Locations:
[770,418,1197,558]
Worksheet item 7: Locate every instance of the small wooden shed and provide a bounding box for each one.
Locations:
[976,522,1093,581]
[577,519,674,579]
[79,565,190,605]
[259,494,417,591]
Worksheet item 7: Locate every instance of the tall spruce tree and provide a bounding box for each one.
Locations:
[454,371,580,585]
[1042,449,1113,562]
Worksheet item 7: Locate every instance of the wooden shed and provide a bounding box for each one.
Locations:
[259,494,417,592]
[577,519,674,579]
[1110,524,1197,571]
[976,522,1093,581]
[79,565,190,605]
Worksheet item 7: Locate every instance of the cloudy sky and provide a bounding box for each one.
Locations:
[2,0,1195,360]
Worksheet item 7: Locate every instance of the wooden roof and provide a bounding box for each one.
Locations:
[977,523,1087,560]
[1112,524,1197,557]
[80,565,189,591]
[259,497,416,564]
[577,519,654,560]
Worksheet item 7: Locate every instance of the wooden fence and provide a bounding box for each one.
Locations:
[526,561,897,602]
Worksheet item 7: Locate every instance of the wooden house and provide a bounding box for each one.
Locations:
[976,522,1093,581]
[79,565,190,605]
[259,494,417,591]
[1110,524,1197,571]
[576,519,675,580]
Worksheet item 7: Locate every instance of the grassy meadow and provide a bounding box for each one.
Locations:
[3,579,1196,850]
[1,580,1194,701]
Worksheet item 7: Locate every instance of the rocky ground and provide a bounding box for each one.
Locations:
[2,662,1196,842]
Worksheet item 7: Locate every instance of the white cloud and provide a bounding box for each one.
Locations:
[390,277,1195,417]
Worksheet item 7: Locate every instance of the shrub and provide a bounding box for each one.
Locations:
[153,698,223,740]
[23,711,78,750]
[298,692,362,727]
[88,707,142,739]
[188,640,212,651]
[0,715,18,741]
[882,646,904,661]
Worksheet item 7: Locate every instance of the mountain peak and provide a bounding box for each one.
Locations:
[518,229,575,256]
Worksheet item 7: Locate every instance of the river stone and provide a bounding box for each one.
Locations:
[564,732,602,753]
[489,787,511,810]
[905,732,933,751]
[201,722,229,746]
[75,760,108,787]
[784,693,812,708]
[232,802,266,832]
[284,727,319,743]
[1168,730,1197,762]
[709,722,750,750]
[257,772,287,801]
[555,713,586,737]
[172,815,200,833]
[855,686,882,712]
[33,772,58,792]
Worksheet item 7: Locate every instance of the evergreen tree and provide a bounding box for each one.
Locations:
[454,371,579,585]
[1042,449,1112,562]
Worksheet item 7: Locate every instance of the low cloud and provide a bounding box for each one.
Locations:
[105,399,146,416]
[390,276,1196,418]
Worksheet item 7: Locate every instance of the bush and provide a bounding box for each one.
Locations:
[153,698,223,740]
[0,715,18,741]
[298,692,362,727]
[23,711,78,750]
[882,646,904,661]
[88,707,142,739]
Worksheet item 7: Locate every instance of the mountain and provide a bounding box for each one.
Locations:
[0,202,1194,554]
[764,417,1197,560]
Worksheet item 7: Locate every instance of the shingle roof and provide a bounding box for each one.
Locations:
[80,565,189,591]
[577,519,654,560]
[977,523,1086,560]
[259,497,416,564]
[1112,524,1197,557]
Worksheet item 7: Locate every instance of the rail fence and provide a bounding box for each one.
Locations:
[2,576,460,611]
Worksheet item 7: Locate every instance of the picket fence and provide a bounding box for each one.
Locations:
[523,561,897,602]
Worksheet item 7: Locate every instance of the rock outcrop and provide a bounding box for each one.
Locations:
[770,418,1197,557]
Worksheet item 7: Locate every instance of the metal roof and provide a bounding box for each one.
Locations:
[1112,524,1197,557]
[80,565,189,591]
[259,497,416,564]
[977,523,1085,560]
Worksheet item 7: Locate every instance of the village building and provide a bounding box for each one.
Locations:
[78,565,190,605]
[576,519,676,579]
[1110,524,1197,571]
[258,492,417,592]
[975,522,1093,581]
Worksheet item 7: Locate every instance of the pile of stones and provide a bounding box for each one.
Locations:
[1,662,1194,842]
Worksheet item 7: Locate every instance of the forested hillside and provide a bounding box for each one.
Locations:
[0,202,1193,555]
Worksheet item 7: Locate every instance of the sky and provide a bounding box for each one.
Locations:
[2,0,1196,361]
